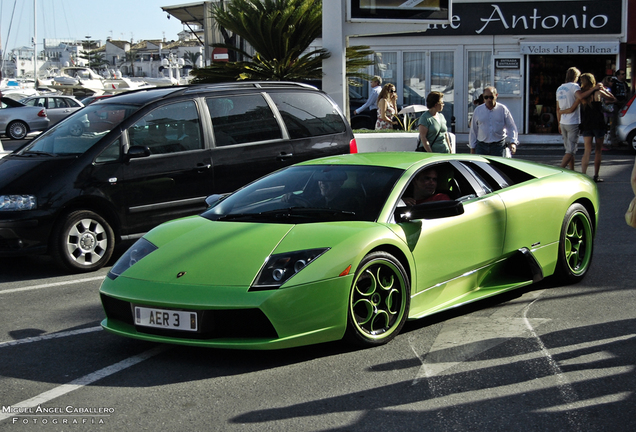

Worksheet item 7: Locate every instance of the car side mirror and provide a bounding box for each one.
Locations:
[125,145,151,161]
[394,200,464,222]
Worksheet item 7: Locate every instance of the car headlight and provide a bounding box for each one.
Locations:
[0,195,37,211]
[107,238,157,280]
[250,248,329,291]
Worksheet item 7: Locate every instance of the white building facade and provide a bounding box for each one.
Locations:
[346,0,627,136]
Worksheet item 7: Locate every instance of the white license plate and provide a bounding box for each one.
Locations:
[134,307,198,332]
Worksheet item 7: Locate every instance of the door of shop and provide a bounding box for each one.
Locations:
[493,55,524,135]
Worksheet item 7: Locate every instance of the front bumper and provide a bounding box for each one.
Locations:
[100,274,353,350]
[0,213,51,256]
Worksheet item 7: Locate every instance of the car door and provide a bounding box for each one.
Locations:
[119,99,214,235]
[41,97,80,126]
[400,161,507,304]
[205,93,294,193]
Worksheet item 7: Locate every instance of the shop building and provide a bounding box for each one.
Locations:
[349,0,629,139]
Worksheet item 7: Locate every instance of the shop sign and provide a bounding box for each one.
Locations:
[425,0,621,36]
[519,42,619,55]
[495,58,520,69]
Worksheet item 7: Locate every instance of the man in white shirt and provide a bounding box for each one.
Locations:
[469,86,518,156]
[556,67,581,169]
[353,76,382,119]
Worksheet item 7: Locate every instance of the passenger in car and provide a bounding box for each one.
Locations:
[402,168,452,205]
[283,169,362,214]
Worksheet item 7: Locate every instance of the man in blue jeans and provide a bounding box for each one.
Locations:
[469,86,519,156]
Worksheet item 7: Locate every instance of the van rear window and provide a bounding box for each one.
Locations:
[268,92,347,139]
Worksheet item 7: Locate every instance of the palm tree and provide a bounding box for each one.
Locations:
[183,51,202,69]
[119,50,138,77]
[192,0,329,83]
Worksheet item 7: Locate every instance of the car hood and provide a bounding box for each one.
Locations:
[120,217,294,286]
[0,155,78,191]
[117,216,382,287]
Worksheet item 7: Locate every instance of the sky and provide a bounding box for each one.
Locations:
[0,0,188,52]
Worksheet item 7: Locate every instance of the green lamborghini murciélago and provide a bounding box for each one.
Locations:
[100,152,598,349]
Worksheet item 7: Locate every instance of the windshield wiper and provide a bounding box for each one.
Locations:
[217,207,356,221]
[20,150,57,157]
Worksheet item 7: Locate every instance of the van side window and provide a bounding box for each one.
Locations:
[206,95,282,146]
[268,92,346,139]
[128,101,203,154]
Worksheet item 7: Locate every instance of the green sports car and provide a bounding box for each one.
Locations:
[100,152,598,349]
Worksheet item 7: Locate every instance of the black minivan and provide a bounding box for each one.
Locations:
[0,82,357,272]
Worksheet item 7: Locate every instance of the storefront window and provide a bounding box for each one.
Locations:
[432,52,454,124]
[467,51,492,125]
[403,52,427,106]
[374,52,398,89]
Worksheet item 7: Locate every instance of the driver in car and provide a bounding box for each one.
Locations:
[402,168,451,206]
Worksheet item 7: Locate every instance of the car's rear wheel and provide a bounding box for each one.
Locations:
[555,203,594,283]
[69,122,84,136]
[345,251,410,346]
[51,210,115,272]
[626,130,636,154]
[7,120,28,140]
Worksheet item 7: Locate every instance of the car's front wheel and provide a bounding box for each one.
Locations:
[555,203,594,283]
[51,210,115,272]
[345,251,410,346]
[7,120,28,140]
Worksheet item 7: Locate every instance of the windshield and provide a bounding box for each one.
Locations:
[202,165,403,223]
[17,103,140,156]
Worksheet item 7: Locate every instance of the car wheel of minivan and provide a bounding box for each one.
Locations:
[51,210,115,272]
[7,120,28,140]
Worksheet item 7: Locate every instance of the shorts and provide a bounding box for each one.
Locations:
[581,128,606,139]
[560,123,579,154]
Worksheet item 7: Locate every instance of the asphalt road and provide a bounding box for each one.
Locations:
[0,143,635,431]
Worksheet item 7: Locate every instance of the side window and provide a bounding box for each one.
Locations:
[128,101,203,155]
[457,163,493,195]
[402,163,477,204]
[23,99,37,107]
[267,92,347,139]
[206,94,282,146]
[95,138,121,163]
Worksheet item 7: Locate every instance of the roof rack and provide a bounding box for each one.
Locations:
[183,81,318,94]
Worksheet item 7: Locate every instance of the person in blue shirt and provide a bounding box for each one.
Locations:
[469,86,519,156]
[353,76,382,121]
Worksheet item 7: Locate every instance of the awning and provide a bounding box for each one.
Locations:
[161,2,207,26]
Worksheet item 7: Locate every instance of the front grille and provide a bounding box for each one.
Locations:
[101,294,278,340]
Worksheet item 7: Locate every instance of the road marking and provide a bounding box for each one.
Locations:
[0,326,103,348]
[411,316,550,383]
[0,276,105,295]
[0,345,169,422]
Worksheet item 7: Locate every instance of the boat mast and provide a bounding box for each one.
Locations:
[33,0,37,82]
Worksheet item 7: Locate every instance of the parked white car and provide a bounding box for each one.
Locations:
[617,94,636,153]
[0,97,50,140]
[20,95,84,127]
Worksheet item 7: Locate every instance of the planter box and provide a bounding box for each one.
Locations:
[354,132,419,153]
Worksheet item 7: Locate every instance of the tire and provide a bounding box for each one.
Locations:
[51,210,115,273]
[7,120,28,140]
[69,122,84,136]
[345,251,410,347]
[627,130,636,154]
[554,203,594,284]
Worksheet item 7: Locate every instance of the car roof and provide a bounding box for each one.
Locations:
[293,152,475,171]
[100,81,322,106]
